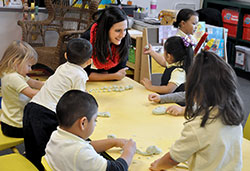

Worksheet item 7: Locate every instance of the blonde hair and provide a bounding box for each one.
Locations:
[0,40,38,77]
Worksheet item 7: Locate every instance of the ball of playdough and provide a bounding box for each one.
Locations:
[152,106,167,115]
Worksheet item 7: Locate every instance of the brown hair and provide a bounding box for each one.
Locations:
[184,51,244,127]
[0,40,38,77]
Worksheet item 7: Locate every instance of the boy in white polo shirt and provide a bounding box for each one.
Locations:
[23,38,92,170]
[45,90,137,171]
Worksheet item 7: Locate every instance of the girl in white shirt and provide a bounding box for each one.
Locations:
[0,40,43,138]
[149,51,244,171]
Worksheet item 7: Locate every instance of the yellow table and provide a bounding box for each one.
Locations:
[87,77,250,171]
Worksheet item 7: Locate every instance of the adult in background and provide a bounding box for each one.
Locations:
[82,6,131,81]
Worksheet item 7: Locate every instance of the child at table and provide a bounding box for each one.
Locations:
[23,38,92,170]
[0,40,44,138]
[149,51,244,171]
[141,36,193,94]
[173,8,199,45]
[45,90,136,171]
[146,9,199,105]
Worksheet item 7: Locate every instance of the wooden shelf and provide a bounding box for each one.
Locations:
[126,61,135,69]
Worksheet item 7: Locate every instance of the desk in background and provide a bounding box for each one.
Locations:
[87,77,250,171]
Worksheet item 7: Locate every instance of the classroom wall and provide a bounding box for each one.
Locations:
[122,0,203,13]
[0,10,22,59]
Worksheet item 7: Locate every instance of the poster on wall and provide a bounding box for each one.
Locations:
[3,0,23,8]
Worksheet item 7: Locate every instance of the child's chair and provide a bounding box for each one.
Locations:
[243,113,250,140]
[0,153,38,171]
[41,156,53,171]
[0,124,24,153]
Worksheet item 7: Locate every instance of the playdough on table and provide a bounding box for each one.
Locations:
[98,112,111,117]
[152,106,167,115]
[107,135,161,156]
[88,84,133,93]
[136,145,162,156]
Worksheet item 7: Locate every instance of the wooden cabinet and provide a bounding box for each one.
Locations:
[127,30,143,82]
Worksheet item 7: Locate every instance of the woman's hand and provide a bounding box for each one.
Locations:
[148,93,161,103]
[166,105,185,116]
[141,78,153,90]
[113,67,128,80]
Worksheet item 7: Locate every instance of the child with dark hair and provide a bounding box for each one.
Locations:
[45,90,136,171]
[149,51,244,171]
[142,36,193,94]
[81,6,131,81]
[23,38,92,170]
[173,8,199,44]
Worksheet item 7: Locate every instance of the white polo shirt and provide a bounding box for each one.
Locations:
[31,62,88,112]
[170,107,242,171]
[1,72,30,127]
[45,127,107,171]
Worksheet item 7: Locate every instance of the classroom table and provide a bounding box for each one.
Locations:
[87,77,250,171]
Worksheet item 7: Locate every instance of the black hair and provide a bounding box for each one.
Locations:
[66,38,92,65]
[164,36,193,73]
[92,6,131,64]
[56,90,98,128]
[184,51,244,127]
[173,8,199,28]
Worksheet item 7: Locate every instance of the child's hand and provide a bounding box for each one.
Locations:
[148,93,160,103]
[141,78,152,90]
[144,44,153,55]
[149,158,162,171]
[114,67,128,80]
[166,105,185,116]
[114,138,128,148]
[123,139,136,155]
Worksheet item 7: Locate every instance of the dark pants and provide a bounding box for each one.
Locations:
[1,122,24,138]
[23,102,58,171]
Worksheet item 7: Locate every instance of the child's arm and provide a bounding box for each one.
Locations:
[27,78,44,90]
[144,44,166,67]
[149,152,179,171]
[91,138,136,167]
[21,87,39,98]
[141,78,177,94]
[159,91,186,104]
[166,105,185,116]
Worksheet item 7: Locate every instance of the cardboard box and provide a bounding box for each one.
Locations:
[243,14,250,41]
[222,9,239,38]
[158,10,177,25]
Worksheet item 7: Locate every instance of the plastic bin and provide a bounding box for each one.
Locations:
[222,9,239,38]
[243,14,250,41]
[235,45,250,72]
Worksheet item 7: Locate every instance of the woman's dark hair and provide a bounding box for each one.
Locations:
[92,6,131,64]
[173,8,198,28]
[184,51,244,127]
[164,36,193,73]
[66,38,92,65]
[56,90,98,128]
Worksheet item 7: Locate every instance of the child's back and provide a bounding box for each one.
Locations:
[45,90,136,171]
[23,38,93,170]
[149,51,244,171]
[31,62,88,112]
[170,107,242,170]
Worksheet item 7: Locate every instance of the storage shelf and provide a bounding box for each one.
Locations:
[126,61,135,69]
[203,0,250,78]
